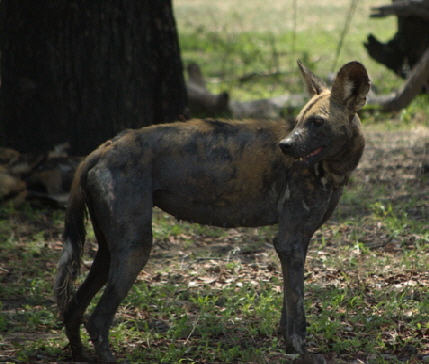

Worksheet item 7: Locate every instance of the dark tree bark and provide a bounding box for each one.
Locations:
[0,1,188,156]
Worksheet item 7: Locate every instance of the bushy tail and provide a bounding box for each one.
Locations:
[54,160,89,319]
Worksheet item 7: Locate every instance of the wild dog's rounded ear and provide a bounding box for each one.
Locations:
[330,61,370,114]
[297,60,328,96]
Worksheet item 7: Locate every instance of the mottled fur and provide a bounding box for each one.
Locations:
[54,61,370,361]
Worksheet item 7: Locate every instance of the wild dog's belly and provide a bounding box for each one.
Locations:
[153,190,279,227]
[151,145,287,227]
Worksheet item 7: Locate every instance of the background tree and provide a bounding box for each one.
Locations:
[0,0,188,156]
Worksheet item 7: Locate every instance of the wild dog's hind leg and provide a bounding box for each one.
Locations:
[85,169,153,362]
[63,224,110,361]
[86,228,152,362]
[275,182,333,353]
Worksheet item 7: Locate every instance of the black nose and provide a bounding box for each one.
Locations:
[279,140,292,153]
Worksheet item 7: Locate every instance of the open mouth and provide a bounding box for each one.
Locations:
[294,146,324,164]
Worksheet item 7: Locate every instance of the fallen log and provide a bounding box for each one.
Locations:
[230,94,305,119]
[186,63,307,119]
[186,63,231,118]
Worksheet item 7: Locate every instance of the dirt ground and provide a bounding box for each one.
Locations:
[356,125,429,217]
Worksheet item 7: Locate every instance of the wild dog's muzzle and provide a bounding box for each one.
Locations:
[279,136,324,165]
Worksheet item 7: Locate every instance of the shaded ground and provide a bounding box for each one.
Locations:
[0,125,428,363]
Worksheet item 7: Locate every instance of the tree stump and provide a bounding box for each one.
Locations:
[364,0,429,79]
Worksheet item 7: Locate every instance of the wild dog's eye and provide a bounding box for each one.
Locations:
[311,117,324,127]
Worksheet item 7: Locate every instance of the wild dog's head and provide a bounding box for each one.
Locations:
[279,61,370,177]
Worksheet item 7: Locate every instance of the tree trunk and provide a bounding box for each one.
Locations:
[0,0,188,156]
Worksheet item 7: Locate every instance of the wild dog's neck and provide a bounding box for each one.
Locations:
[321,116,365,188]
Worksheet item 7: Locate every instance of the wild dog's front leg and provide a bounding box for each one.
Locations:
[275,184,333,353]
[274,232,312,353]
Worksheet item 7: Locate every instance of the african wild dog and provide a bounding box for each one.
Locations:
[55,61,370,361]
